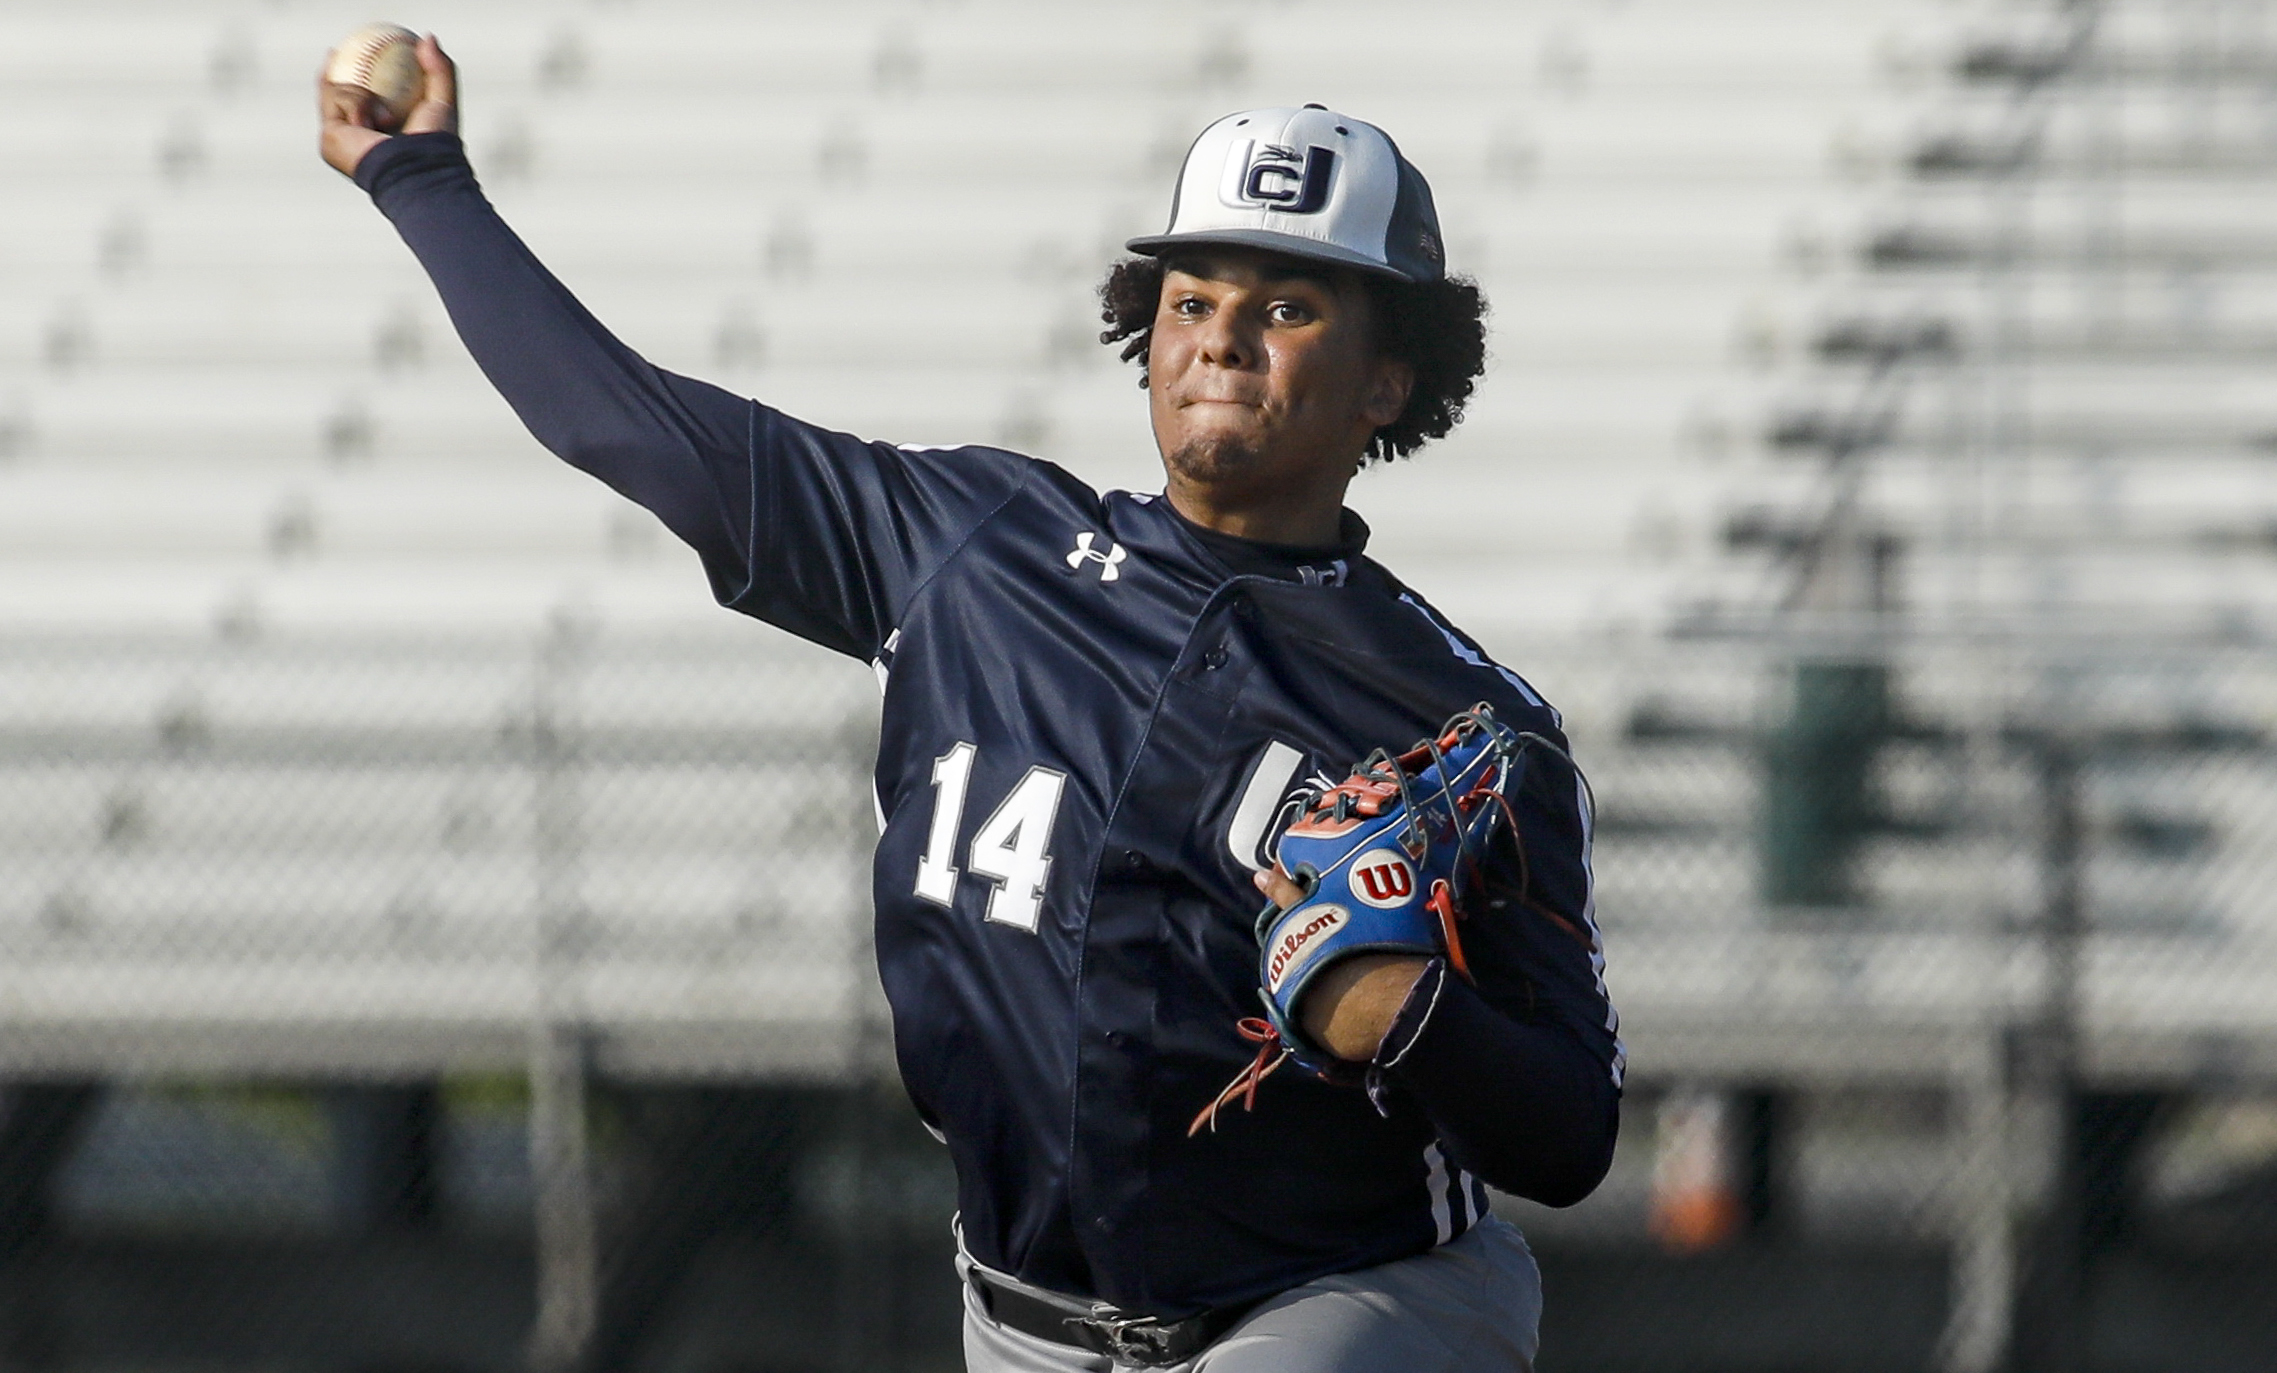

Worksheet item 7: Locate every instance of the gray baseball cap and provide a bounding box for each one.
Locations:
[1127,105,1446,283]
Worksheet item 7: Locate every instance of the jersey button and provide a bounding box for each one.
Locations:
[1201,647,1229,670]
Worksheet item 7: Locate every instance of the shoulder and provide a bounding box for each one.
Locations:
[1355,564,1565,732]
[879,440,1101,514]
[811,431,1037,488]
[866,442,1143,590]
[768,428,1089,540]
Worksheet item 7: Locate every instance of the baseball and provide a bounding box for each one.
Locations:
[324,23,423,131]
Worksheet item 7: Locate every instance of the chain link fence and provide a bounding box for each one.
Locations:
[3,627,2274,1371]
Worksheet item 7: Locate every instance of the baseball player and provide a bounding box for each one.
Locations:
[322,36,1622,1372]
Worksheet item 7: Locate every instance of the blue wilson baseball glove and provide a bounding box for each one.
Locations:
[1190,706,1526,1134]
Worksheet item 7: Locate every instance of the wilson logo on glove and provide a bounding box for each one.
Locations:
[1350,850,1415,907]
[1264,904,1348,993]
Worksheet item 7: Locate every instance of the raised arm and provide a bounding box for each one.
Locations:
[317,36,1032,660]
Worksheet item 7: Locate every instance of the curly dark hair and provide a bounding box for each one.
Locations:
[1096,254,1488,464]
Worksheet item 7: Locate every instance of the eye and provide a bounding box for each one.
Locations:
[1268,300,1315,326]
[1170,295,1210,318]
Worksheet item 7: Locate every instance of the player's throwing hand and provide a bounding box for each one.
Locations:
[318,33,457,179]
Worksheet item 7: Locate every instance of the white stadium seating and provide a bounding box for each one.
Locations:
[1,0,2273,1088]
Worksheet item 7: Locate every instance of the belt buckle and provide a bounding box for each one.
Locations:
[1086,1312,1183,1367]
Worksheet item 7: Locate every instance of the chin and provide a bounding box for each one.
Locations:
[1162,430,1270,486]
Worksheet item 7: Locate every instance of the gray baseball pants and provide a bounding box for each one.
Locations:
[958,1217,1541,1373]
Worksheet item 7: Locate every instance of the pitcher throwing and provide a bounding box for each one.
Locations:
[322,35,1623,1371]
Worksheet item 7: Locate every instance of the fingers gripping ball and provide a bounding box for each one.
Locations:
[325,23,423,131]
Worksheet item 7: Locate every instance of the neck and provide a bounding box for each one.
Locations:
[1163,474,1349,548]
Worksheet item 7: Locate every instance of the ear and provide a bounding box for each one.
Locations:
[1360,357,1414,430]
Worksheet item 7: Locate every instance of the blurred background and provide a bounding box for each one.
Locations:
[3,0,2276,1369]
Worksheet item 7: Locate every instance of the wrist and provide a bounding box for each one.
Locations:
[351,129,468,195]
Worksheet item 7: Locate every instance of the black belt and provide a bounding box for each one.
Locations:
[967,1266,1262,1367]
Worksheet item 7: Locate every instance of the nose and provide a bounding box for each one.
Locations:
[1193,299,1259,372]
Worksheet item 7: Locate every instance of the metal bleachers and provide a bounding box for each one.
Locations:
[1,0,1959,639]
[5,0,2274,1105]
[0,628,877,1077]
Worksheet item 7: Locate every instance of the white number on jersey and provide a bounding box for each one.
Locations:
[913,742,975,906]
[909,746,1067,934]
[967,766,1067,934]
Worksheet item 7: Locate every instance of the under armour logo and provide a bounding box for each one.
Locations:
[1219,140,1337,215]
[1064,532,1127,582]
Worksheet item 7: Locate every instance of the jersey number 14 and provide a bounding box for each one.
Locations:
[912,742,1066,934]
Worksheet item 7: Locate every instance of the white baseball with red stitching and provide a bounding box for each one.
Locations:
[324,23,422,130]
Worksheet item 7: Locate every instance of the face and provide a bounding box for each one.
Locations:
[1147,249,1413,510]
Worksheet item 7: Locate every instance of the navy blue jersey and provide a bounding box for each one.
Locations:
[359,134,1623,1316]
